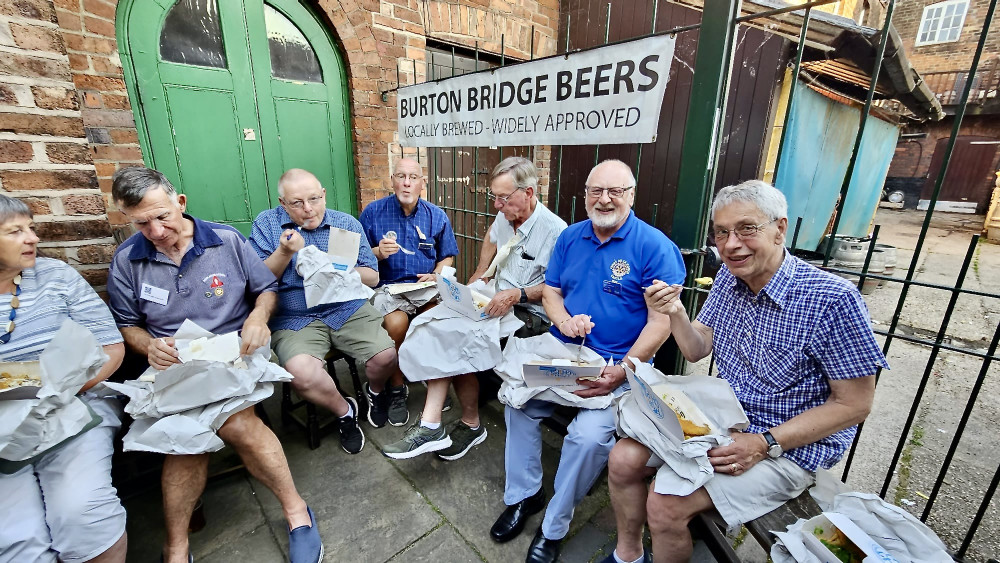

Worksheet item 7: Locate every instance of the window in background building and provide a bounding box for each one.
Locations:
[915,0,969,46]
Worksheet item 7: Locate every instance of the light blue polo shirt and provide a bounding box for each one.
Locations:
[544,211,686,359]
[108,215,278,338]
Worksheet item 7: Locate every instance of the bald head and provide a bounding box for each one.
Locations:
[278,168,326,229]
[393,157,423,177]
[586,159,636,188]
[278,168,321,198]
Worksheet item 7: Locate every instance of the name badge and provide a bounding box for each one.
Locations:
[140,283,169,306]
[418,242,434,249]
[602,280,622,296]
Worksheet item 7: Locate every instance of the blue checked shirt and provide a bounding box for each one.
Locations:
[359,195,459,285]
[250,207,378,331]
[696,252,888,472]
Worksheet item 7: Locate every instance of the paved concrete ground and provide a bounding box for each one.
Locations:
[121,208,999,563]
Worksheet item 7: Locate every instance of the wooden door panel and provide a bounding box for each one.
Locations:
[921,136,999,212]
[272,98,338,201]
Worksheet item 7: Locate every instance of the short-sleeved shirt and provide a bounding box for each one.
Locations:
[545,212,685,360]
[488,202,567,317]
[696,252,889,472]
[250,207,378,331]
[0,258,122,362]
[108,215,278,338]
[359,195,459,285]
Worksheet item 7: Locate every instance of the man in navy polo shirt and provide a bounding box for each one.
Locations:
[359,157,459,426]
[491,159,685,563]
[250,169,397,452]
[107,166,323,563]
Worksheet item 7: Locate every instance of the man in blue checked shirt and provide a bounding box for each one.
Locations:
[250,169,398,456]
[605,180,888,563]
[359,157,459,427]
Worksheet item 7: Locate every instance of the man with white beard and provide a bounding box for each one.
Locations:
[491,159,685,563]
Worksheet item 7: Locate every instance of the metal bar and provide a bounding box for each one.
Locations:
[816,266,1000,300]
[823,0,894,267]
[790,217,802,251]
[879,235,980,499]
[554,145,564,215]
[867,328,1000,362]
[570,195,577,222]
[872,0,997,392]
[651,0,659,33]
[958,460,1000,557]
[651,203,659,227]
[501,33,505,66]
[772,7,811,179]
[855,225,879,293]
[922,320,1000,520]
[594,2,613,167]
[734,0,837,22]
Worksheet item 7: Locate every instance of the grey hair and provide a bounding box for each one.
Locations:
[586,159,637,189]
[112,166,178,209]
[489,156,539,191]
[711,180,788,221]
[0,194,32,224]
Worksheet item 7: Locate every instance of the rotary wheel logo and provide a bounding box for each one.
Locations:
[610,259,630,281]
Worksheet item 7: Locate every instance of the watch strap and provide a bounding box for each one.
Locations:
[519,287,528,303]
[762,430,778,448]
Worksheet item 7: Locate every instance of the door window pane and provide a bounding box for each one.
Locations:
[264,4,322,82]
[160,0,227,68]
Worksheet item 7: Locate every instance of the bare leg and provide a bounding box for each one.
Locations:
[647,487,714,563]
[162,454,209,563]
[285,353,349,417]
[86,531,127,563]
[421,377,451,424]
[608,438,657,562]
[217,407,310,529]
[383,310,410,388]
[364,348,396,393]
[453,373,481,427]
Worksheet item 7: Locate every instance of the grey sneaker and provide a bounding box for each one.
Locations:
[437,421,487,461]
[381,421,452,459]
[387,384,409,427]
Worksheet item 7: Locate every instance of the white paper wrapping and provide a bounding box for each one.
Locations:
[493,333,616,410]
[371,283,439,316]
[0,319,108,461]
[103,320,293,455]
[398,281,522,381]
[771,470,952,563]
[615,363,749,497]
[295,244,374,308]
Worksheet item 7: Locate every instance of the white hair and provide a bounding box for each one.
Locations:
[711,180,788,221]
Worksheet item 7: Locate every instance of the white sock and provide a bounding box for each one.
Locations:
[420,420,441,430]
[466,422,480,431]
[614,550,644,563]
[340,402,355,419]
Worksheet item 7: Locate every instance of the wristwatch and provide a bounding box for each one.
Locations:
[519,288,528,303]
[762,430,783,459]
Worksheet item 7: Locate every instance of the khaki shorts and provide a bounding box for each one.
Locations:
[271,303,395,365]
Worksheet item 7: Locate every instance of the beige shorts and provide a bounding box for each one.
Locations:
[653,456,814,529]
[271,303,395,365]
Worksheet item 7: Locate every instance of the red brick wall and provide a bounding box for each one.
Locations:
[887,115,1000,188]
[0,0,117,287]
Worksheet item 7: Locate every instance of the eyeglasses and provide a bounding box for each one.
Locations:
[486,187,525,205]
[584,186,634,199]
[281,195,324,210]
[392,173,422,181]
[712,219,777,242]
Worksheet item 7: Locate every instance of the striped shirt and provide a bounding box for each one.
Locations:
[488,202,567,317]
[697,252,888,471]
[250,207,378,331]
[0,258,121,362]
[359,195,459,285]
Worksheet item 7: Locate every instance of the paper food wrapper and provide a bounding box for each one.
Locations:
[295,244,374,308]
[615,362,749,497]
[0,361,42,401]
[398,280,523,381]
[0,319,108,461]
[371,281,439,316]
[494,333,616,410]
[771,472,951,563]
[103,320,293,455]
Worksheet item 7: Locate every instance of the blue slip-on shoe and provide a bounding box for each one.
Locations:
[288,507,324,563]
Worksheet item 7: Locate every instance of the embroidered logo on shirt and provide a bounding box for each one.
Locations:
[203,273,226,297]
[610,259,631,281]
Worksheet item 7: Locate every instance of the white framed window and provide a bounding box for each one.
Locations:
[915,0,969,46]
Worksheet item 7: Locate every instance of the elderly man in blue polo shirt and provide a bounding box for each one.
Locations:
[492,159,685,563]
[250,169,397,453]
[107,166,323,563]
[605,180,887,563]
[359,157,459,426]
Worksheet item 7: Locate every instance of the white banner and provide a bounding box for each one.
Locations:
[397,35,676,148]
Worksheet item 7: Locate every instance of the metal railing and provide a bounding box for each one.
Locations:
[923,60,1000,106]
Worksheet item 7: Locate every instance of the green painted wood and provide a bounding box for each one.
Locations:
[120,0,356,235]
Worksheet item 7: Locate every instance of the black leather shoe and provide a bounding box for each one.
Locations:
[525,526,562,563]
[490,488,546,543]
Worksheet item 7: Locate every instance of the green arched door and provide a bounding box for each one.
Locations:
[119,0,355,233]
